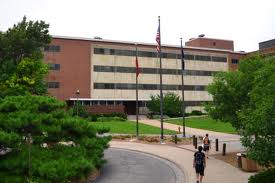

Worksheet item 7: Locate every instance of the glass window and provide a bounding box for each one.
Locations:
[44,45,60,52]
[99,101,106,105]
[107,101,114,105]
[47,82,59,88]
[167,53,177,59]
[84,101,90,105]
[231,59,239,64]
[212,56,227,62]
[185,54,195,60]
[195,55,211,61]
[94,83,207,91]
[91,101,98,105]
[94,48,105,54]
[48,63,60,70]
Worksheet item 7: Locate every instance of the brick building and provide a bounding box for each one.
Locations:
[44,35,246,114]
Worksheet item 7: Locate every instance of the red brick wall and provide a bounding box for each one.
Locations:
[259,47,275,55]
[86,105,125,114]
[44,38,91,100]
[186,38,234,51]
[228,53,246,71]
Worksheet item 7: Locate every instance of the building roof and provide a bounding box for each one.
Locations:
[52,35,246,54]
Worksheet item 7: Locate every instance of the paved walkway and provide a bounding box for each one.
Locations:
[110,141,253,183]
[94,148,184,183]
[129,117,245,154]
[136,118,240,141]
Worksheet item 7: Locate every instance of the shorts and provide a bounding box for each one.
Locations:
[195,165,205,176]
[203,145,209,151]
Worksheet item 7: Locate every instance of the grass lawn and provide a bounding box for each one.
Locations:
[91,120,177,135]
[165,116,237,134]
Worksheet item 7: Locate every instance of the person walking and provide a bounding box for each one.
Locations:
[203,133,211,158]
[193,146,206,183]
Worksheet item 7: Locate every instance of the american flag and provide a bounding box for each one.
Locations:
[156,24,160,53]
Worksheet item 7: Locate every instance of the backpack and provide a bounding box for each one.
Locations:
[195,152,204,166]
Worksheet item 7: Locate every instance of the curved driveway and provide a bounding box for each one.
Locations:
[94,148,185,183]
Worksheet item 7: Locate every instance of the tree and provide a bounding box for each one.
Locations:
[0,95,110,183]
[148,92,182,117]
[205,54,275,166]
[0,16,51,97]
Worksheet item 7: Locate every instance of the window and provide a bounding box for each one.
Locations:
[212,56,227,62]
[91,101,98,105]
[94,83,207,91]
[107,101,114,105]
[94,48,105,54]
[84,101,91,105]
[93,65,217,76]
[184,54,195,60]
[99,101,106,105]
[48,82,59,88]
[195,55,211,61]
[231,59,239,64]
[48,63,60,70]
[44,45,60,52]
[93,47,227,65]
[167,53,177,59]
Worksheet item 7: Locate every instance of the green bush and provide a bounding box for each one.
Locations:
[249,169,275,183]
[97,116,126,122]
[96,126,111,134]
[0,95,110,183]
[89,115,98,122]
[89,112,127,120]
[148,92,182,117]
[102,112,127,119]
[71,103,89,118]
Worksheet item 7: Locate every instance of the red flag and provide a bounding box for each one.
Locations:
[136,57,141,77]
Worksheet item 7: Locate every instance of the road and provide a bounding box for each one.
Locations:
[93,148,185,183]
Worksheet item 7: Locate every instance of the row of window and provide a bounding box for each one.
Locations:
[73,100,209,107]
[44,45,60,52]
[48,63,60,70]
[94,65,217,76]
[48,82,59,88]
[94,48,227,62]
[94,83,206,91]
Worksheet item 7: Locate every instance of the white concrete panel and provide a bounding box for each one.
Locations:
[91,89,212,101]
[185,60,228,71]
[93,72,214,86]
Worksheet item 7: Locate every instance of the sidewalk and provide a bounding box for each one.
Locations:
[128,117,245,155]
[111,141,253,183]
[134,118,241,141]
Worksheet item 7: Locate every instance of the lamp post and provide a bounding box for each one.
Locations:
[180,38,186,137]
[76,89,80,116]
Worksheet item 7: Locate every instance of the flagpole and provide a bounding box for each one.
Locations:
[180,38,186,137]
[158,16,164,142]
[135,43,139,140]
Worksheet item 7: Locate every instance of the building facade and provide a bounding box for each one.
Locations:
[44,36,245,114]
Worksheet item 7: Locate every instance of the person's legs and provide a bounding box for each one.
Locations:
[195,171,199,182]
[206,150,209,158]
[196,174,199,183]
[195,167,200,183]
[199,175,204,182]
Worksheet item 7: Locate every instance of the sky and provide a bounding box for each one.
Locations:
[1,0,275,52]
